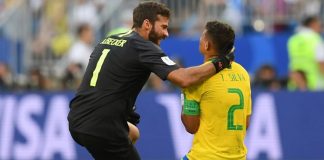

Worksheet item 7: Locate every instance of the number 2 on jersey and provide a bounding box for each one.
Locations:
[90,49,110,86]
[227,88,244,130]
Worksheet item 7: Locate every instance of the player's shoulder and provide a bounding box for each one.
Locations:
[109,30,133,39]
[99,30,160,51]
[231,62,245,69]
[182,84,203,100]
[206,62,250,83]
[125,31,162,52]
[231,62,249,74]
[183,84,201,93]
[104,30,139,43]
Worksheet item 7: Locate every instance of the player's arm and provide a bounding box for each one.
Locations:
[181,114,200,134]
[136,39,234,88]
[128,122,140,144]
[168,54,234,88]
[137,39,233,88]
[127,105,141,144]
[181,93,200,134]
[318,61,324,75]
[319,62,324,75]
[246,89,252,130]
[246,115,251,130]
[168,63,215,88]
[316,43,324,75]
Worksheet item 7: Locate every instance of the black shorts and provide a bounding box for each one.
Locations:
[70,131,140,160]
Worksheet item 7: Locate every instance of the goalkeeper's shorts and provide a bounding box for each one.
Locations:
[70,131,140,160]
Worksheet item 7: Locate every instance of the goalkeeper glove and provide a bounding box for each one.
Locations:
[210,48,235,73]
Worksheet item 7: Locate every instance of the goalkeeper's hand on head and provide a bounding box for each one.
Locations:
[127,105,140,126]
[210,47,235,73]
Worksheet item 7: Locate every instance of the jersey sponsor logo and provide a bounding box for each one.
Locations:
[161,56,176,65]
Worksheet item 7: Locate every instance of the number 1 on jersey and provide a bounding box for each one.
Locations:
[90,49,110,87]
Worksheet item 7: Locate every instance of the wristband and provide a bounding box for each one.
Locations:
[210,51,234,73]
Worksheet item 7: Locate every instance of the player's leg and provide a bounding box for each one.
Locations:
[81,133,140,160]
[84,141,140,160]
[71,130,140,160]
[128,121,140,144]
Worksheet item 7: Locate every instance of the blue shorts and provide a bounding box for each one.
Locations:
[181,155,189,160]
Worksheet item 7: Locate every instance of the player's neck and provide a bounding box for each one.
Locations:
[133,28,149,41]
[204,54,220,62]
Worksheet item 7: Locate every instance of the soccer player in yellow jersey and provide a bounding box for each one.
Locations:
[181,21,252,160]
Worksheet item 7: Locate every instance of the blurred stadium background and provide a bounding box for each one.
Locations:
[0,0,324,160]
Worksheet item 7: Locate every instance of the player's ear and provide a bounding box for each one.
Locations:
[205,41,211,51]
[143,19,152,30]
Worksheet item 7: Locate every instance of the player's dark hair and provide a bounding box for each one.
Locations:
[77,23,91,37]
[205,21,235,55]
[302,15,319,27]
[295,70,307,83]
[132,1,170,28]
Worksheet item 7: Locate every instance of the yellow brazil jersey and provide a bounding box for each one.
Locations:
[183,62,252,160]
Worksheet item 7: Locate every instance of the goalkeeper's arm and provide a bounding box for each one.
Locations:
[167,52,234,88]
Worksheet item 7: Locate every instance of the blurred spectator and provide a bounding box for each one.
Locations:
[32,0,72,58]
[29,0,43,13]
[183,0,227,36]
[26,67,48,90]
[0,62,13,91]
[62,63,83,90]
[2,0,324,92]
[48,0,72,57]
[201,0,226,19]
[67,23,94,72]
[1,0,22,10]
[29,0,44,35]
[289,70,308,91]
[70,0,99,29]
[222,0,243,33]
[288,15,324,90]
[252,65,281,90]
[303,0,322,16]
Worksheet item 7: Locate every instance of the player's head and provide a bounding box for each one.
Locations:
[199,21,235,57]
[132,1,170,45]
[77,23,93,44]
[302,15,321,33]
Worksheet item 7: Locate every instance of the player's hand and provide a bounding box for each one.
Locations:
[127,105,140,126]
[128,122,140,144]
[210,48,235,73]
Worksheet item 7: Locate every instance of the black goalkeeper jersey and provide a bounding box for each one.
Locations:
[68,30,179,141]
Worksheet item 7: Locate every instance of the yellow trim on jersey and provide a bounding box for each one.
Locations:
[118,30,132,37]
